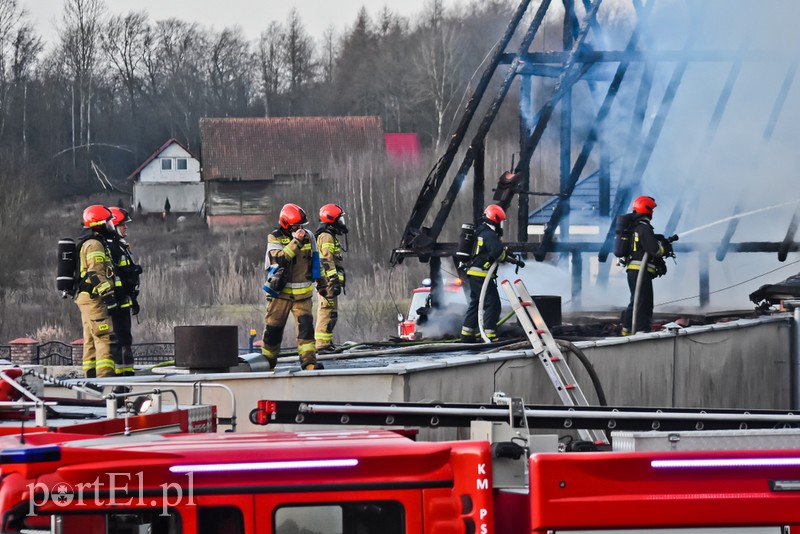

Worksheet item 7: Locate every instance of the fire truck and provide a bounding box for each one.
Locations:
[4,392,800,533]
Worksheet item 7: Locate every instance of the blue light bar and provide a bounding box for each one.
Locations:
[0,445,61,464]
[169,458,358,474]
[652,457,800,469]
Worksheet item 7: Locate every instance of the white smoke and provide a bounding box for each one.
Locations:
[542,0,800,312]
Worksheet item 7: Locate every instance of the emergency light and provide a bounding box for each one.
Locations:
[652,457,800,468]
[0,445,61,464]
[169,458,358,473]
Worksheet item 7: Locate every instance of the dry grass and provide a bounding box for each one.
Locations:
[0,139,550,348]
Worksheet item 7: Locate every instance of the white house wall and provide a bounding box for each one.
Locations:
[140,143,201,183]
[133,182,205,214]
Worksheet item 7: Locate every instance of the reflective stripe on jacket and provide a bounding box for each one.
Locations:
[626,218,664,274]
[266,228,315,299]
[467,223,507,277]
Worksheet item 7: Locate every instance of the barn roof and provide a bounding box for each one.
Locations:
[126,138,195,181]
[200,116,385,181]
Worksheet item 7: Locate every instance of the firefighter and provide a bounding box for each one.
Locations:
[107,207,142,376]
[621,196,675,335]
[75,205,120,378]
[460,204,523,343]
[261,203,330,370]
[315,204,347,353]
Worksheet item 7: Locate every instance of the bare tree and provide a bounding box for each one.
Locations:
[101,11,149,114]
[153,18,208,141]
[207,27,252,115]
[414,0,465,150]
[257,21,286,117]
[0,0,22,138]
[59,0,105,167]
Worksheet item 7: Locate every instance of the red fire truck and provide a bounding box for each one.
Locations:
[4,395,800,533]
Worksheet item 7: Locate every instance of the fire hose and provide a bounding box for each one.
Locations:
[477,261,500,343]
[477,255,525,343]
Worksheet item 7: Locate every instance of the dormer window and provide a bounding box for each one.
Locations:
[161,159,172,170]
[177,158,188,170]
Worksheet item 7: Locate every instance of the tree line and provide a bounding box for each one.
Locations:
[0,0,520,193]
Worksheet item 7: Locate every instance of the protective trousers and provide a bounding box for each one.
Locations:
[261,296,316,369]
[623,269,654,333]
[461,275,501,341]
[76,293,118,378]
[315,295,338,350]
[110,308,135,376]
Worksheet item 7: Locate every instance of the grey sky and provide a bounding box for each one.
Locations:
[25,0,431,45]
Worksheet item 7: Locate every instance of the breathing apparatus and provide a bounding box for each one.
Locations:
[262,226,323,298]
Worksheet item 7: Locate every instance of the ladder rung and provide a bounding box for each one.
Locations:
[521,301,531,307]
[565,384,576,390]
[550,356,561,362]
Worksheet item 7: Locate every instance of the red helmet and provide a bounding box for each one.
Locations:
[279,203,308,229]
[632,196,657,216]
[109,207,132,226]
[483,204,506,225]
[319,203,344,224]
[83,205,113,228]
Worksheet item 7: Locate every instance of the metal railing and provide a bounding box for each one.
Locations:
[5,341,258,367]
[36,341,74,366]
[131,343,175,365]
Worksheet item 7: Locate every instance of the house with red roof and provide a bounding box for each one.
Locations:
[126,138,204,215]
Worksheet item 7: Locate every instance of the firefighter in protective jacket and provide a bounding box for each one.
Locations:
[621,196,675,334]
[460,205,523,342]
[315,204,347,353]
[75,205,120,378]
[107,207,142,376]
[262,204,329,370]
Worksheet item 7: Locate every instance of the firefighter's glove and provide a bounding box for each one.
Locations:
[318,285,332,299]
[331,283,342,297]
[668,234,679,243]
[131,300,140,316]
[101,291,118,310]
[507,256,525,269]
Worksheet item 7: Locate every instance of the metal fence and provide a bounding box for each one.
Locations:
[3,341,256,367]
[36,341,74,366]
[131,343,175,365]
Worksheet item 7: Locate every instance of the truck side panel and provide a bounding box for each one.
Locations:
[530,450,800,532]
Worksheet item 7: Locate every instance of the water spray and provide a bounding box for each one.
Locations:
[677,199,800,238]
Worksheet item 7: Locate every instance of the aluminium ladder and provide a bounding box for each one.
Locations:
[500,278,607,444]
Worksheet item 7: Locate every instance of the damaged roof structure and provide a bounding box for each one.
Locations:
[391,0,800,314]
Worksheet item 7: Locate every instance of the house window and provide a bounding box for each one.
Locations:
[177,158,188,170]
[162,159,173,170]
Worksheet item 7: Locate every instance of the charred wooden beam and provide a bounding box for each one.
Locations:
[392,0,534,265]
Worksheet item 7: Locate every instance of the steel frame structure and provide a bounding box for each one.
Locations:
[391,0,799,306]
